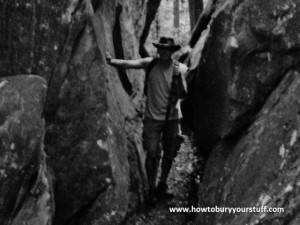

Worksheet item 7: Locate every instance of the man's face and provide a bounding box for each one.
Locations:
[157,47,173,60]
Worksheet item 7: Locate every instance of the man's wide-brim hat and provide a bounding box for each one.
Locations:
[153,37,181,51]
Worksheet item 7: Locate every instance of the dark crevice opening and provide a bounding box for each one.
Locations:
[190,0,218,47]
[112,3,133,96]
[139,0,161,57]
[54,186,108,225]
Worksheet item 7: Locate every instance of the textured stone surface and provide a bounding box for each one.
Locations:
[11,150,54,225]
[44,1,149,224]
[191,0,300,157]
[196,69,300,225]
[0,0,75,80]
[0,75,52,225]
[190,0,300,224]
[114,0,150,102]
[0,0,157,224]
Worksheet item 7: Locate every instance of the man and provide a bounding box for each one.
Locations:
[106,37,188,205]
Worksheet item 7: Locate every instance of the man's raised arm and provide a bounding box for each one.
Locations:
[106,51,152,69]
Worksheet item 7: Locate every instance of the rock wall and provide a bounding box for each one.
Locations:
[0,0,160,224]
[190,0,300,157]
[190,0,300,224]
[197,70,300,225]
[0,75,52,225]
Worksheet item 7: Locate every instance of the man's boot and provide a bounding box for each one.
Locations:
[157,155,175,199]
[145,156,158,206]
[147,187,157,206]
[156,181,174,199]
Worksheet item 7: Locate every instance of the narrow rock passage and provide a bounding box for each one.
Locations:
[126,135,203,225]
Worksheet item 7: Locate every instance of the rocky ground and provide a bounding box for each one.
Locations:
[125,134,204,225]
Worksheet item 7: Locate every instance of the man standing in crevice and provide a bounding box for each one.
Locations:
[106,37,188,205]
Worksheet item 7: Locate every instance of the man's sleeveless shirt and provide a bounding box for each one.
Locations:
[145,60,188,120]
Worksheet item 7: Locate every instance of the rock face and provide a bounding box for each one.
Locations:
[190,0,300,224]
[191,0,300,157]
[197,70,300,225]
[0,1,72,81]
[0,75,53,225]
[0,0,158,225]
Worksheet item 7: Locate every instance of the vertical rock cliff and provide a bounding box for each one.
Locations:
[0,75,52,225]
[190,0,300,224]
[0,0,160,224]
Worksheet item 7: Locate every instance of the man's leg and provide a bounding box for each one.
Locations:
[142,118,163,203]
[157,120,180,197]
[160,157,173,184]
[145,156,158,190]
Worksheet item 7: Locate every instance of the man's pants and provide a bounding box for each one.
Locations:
[142,117,180,188]
[143,117,180,160]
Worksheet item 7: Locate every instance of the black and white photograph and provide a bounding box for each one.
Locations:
[0,0,299,224]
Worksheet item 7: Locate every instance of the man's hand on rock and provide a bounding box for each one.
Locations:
[105,51,112,64]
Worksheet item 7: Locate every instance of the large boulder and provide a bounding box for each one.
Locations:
[0,75,53,225]
[0,1,73,81]
[190,0,300,157]
[190,0,300,224]
[0,0,159,224]
[196,70,300,225]
[44,1,149,224]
